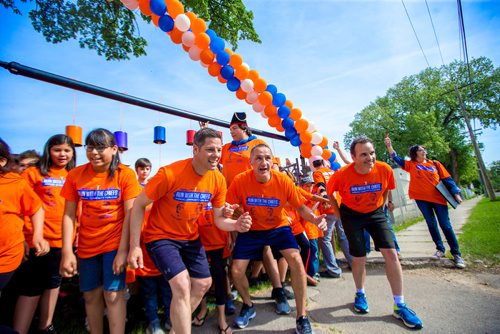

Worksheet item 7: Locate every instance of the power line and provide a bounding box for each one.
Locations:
[401,0,430,67]
[424,0,445,66]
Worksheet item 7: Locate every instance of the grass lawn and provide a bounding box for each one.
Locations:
[459,198,500,266]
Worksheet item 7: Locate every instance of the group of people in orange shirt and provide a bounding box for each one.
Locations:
[1,111,469,334]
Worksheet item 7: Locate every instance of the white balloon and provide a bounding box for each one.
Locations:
[307,121,317,133]
[246,91,258,104]
[188,46,201,61]
[260,111,268,119]
[240,62,250,70]
[175,14,191,32]
[181,31,195,47]
[240,79,254,93]
[252,101,265,113]
[310,145,323,156]
[311,132,323,145]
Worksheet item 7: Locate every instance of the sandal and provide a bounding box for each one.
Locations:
[219,324,233,334]
[192,310,208,327]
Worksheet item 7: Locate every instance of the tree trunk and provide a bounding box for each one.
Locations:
[449,149,460,186]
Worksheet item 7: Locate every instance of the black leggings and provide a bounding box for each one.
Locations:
[205,248,228,306]
[295,232,311,269]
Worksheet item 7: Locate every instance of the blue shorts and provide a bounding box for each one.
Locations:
[233,226,298,260]
[146,238,210,281]
[78,250,125,292]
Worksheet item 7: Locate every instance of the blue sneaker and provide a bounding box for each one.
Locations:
[234,303,256,329]
[353,292,369,314]
[393,303,423,329]
[296,315,315,334]
[225,298,236,315]
[273,288,291,315]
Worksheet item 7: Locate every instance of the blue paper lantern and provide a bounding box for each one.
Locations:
[150,0,167,16]
[227,77,240,92]
[220,65,235,80]
[272,93,286,107]
[159,15,174,32]
[277,106,291,119]
[114,131,128,151]
[154,126,166,144]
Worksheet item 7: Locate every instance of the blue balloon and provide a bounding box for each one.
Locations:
[331,161,342,171]
[266,84,278,96]
[210,37,225,54]
[282,117,294,130]
[330,151,336,161]
[216,50,230,66]
[159,15,175,32]
[285,127,297,139]
[272,93,286,107]
[227,78,240,92]
[150,0,167,16]
[277,106,291,119]
[290,135,302,147]
[205,29,217,40]
[220,65,235,80]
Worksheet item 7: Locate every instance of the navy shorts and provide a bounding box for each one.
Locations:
[79,250,126,292]
[233,226,298,260]
[15,248,62,296]
[146,238,211,281]
[340,204,395,257]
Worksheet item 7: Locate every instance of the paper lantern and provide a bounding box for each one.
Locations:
[65,125,83,147]
[114,131,128,151]
[154,126,166,144]
[186,129,196,145]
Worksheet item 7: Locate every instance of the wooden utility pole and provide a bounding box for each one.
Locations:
[455,87,496,201]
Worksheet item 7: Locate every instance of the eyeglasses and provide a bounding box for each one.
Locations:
[84,145,110,153]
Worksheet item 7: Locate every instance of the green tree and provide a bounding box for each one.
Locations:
[1,0,261,61]
[488,160,500,191]
[345,57,499,185]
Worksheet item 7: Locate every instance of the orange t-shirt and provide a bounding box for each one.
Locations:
[220,137,267,186]
[23,166,68,248]
[327,161,395,213]
[143,158,227,242]
[402,159,449,205]
[284,204,305,236]
[60,164,142,259]
[313,167,335,214]
[198,202,230,254]
[226,170,305,231]
[0,172,43,273]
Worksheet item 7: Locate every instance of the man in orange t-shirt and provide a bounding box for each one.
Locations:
[128,128,251,334]
[226,143,326,334]
[327,136,422,329]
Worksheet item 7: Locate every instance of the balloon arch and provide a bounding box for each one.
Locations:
[121,0,341,171]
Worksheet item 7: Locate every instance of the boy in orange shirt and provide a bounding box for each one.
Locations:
[327,136,422,329]
[226,144,326,334]
[128,128,251,334]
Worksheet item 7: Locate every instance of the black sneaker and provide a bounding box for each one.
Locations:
[273,288,291,315]
[319,271,341,278]
[38,324,56,334]
[296,315,314,334]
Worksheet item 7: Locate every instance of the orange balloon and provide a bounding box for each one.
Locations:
[295,119,309,134]
[200,49,215,65]
[235,88,247,100]
[268,115,281,128]
[224,47,233,56]
[264,104,277,117]
[300,131,312,144]
[182,44,190,52]
[284,100,293,109]
[319,137,328,148]
[275,123,285,133]
[191,18,207,35]
[169,27,183,44]
[234,65,249,80]
[195,33,210,50]
[290,108,302,121]
[151,14,160,27]
[258,91,273,106]
[300,143,313,158]
[185,11,197,22]
[322,149,332,160]
[208,62,221,77]
[217,74,227,84]
[166,0,184,18]
[138,0,152,16]
[229,54,243,68]
[254,77,267,93]
[248,69,259,82]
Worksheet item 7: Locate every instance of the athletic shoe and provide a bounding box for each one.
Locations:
[453,255,466,269]
[225,298,236,315]
[273,288,291,315]
[295,315,314,334]
[313,273,321,282]
[234,303,256,329]
[146,320,165,334]
[37,324,56,334]
[319,270,341,278]
[393,303,423,329]
[284,287,295,300]
[353,292,369,314]
[432,250,445,260]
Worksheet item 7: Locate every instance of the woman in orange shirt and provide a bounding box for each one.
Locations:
[385,136,465,269]
[60,128,142,334]
[13,134,76,334]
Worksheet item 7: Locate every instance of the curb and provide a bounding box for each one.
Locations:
[365,256,460,269]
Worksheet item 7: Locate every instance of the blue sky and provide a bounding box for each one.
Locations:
[0,0,498,176]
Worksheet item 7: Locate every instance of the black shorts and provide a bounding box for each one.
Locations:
[15,248,62,296]
[340,204,395,257]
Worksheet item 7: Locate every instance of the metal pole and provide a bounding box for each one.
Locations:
[0,60,288,142]
[454,86,496,200]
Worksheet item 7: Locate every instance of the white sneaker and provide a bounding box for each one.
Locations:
[432,250,445,260]
[453,255,466,269]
